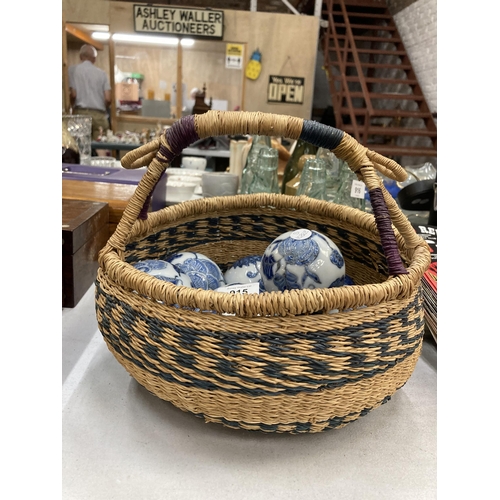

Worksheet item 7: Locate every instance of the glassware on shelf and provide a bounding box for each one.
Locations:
[62,121,80,164]
[397,162,437,190]
[335,160,365,211]
[296,158,327,201]
[397,171,419,190]
[90,156,119,168]
[240,135,272,194]
[316,147,343,204]
[284,154,316,196]
[62,115,92,165]
[405,162,437,181]
[246,146,280,194]
[280,139,317,193]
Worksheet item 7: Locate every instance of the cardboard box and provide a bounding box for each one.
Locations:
[115,82,139,101]
[141,99,171,118]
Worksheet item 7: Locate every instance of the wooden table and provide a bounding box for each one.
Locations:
[62,179,138,236]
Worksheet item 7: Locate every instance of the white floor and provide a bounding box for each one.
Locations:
[62,284,437,500]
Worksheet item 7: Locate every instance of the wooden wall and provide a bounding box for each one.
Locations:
[181,41,244,112]
[63,0,110,25]
[112,41,243,112]
[220,8,319,119]
[63,1,320,127]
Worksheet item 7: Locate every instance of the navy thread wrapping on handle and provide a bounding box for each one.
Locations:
[300,120,344,150]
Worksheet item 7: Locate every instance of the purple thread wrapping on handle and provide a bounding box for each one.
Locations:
[138,172,166,220]
[139,116,200,218]
[138,198,150,220]
[157,114,200,163]
[369,187,408,275]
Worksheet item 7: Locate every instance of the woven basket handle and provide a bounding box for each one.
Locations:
[107,111,423,276]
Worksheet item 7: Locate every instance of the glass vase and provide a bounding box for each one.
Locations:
[62,115,92,165]
[247,146,280,194]
[240,135,271,194]
[296,158,327,201]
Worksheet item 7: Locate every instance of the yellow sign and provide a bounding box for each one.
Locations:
[245,49,262,80]
[226,44,243,69]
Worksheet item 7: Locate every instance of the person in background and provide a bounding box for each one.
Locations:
[69,44,111,141]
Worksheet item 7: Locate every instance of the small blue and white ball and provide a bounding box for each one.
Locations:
[132,259,192,287]
[260,228,345,292]
[165,252,225,290]
[224,255,262,285]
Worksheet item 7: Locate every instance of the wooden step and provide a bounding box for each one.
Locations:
[328,14,391,23]
[327,43,404,54]
[339,108,433,119]
[364,77,418,86]
[329,34,402,44]
[342,125,436,137]
[327,61,412,70]
[353,48,406,55]
[324,10,391,20]
[330,75,419,86]
[349,92,425,101]
[334,23,397,31]
[342,11,392,20]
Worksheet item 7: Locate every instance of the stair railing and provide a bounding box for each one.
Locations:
[338,0,374,119]
[324,0,360,140]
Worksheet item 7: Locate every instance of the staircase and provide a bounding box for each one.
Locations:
[321,0,437,160]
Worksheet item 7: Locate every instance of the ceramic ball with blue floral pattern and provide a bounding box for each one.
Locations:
[260,228,345,292]
[165,252,225,290]
[224,254,262,285]
[132,259,192,287]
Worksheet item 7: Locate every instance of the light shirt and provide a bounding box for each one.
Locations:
[69,60,111,111]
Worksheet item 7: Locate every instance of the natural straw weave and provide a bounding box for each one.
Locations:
[95,111,431,434]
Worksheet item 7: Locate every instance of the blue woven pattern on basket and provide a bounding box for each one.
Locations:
[95,281,423,398]
[122,216,389,275]
[191,394,393,433]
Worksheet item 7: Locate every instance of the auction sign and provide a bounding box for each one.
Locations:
[267,75,305,104]
[134,5,224,39]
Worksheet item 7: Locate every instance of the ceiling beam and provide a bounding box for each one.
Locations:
[65,23,104,50]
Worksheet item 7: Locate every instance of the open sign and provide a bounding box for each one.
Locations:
[267,75,305,104]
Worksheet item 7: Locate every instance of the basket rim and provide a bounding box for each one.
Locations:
[98,193,430,317]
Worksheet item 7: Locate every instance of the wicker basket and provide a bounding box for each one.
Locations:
[95,111,431,434]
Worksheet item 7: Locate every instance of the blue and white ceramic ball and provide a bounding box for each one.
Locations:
[133,259,192,287]
[260,228,346,292]
[165,252,225,290]
[224,255,262,285]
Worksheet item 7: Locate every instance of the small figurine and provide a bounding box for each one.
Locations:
[191,83,212,115]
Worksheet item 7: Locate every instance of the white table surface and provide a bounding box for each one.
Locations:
[63,285,437,500]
